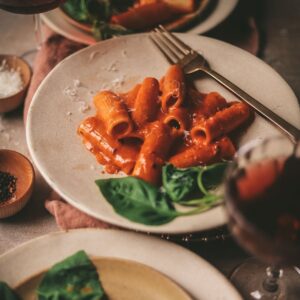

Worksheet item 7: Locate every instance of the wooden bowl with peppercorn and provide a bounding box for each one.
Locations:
[0,149,34,218]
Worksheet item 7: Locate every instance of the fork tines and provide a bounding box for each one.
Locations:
[150,25,194,65]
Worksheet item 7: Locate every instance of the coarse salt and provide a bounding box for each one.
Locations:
[78,101,90,113]
[0,60,23,98]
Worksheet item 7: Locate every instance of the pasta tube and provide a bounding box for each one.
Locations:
[93,91,133,139]
[191,102,251,143]
[78,117,138,174]
[133,121,173,185]
[169,136,235,168]
[120,84,141,110]
[111,3,178,30]
[161,65,186,112]
[162,107,189,135]
[132,77,160,126]
[192,92,228,122]
[118,131,145,147]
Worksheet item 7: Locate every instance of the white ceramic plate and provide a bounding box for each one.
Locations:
[41,0,238,45]
[26,33,300,234]
[0,228,242,300]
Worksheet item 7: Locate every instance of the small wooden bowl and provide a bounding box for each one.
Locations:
[0,55,31,113]
[0,150,35,218]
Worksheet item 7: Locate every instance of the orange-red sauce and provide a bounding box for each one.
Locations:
[78,68,251,185]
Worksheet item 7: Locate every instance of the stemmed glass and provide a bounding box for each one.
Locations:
[0,1,64,48]
[224,136,300,300]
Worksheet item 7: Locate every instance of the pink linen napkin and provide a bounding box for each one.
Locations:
[23,27,85,123]
[45,191,111,230]
[24,5,260,230]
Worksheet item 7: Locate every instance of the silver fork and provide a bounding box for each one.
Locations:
[150,25,300,144]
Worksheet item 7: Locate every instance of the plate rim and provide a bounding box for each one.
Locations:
[188,0,238,34]
[0,228,242,300]
[40,0,239,45]
[26,33,300,234]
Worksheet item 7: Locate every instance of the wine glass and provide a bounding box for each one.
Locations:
[224,136,300,300]
[0,1,65,48]
[0,0,63,14]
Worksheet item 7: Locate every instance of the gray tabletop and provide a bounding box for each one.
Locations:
[0,0,299,282]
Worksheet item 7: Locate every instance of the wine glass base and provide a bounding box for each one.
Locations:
[230,257,300,300]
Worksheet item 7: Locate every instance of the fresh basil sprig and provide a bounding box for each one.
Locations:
[162,164,199,203]
[92,21,132,40]
[96,177,179,225]
[96,162,230,226]
[198,162,228,195]
[37,250,107,300]
[61,0,134,40]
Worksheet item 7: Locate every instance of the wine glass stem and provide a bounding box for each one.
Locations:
[263,265,283,293]
[33,14,44,50]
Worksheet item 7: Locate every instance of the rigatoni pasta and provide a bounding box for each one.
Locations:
[161,64,186,112]
[120,84,141,110]
[132,77,160,126]
[78,65,253,185]
[133,121,174,185]
[93,91,133,139]
[78,117,138,174]
[162,107,189,135]
[111,2,179,31]
[191,101,251,143]
[169,136,236,168]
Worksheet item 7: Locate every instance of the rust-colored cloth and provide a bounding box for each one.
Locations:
[23,27,85,122]
[45,191,112,230]
[24,2,261,230]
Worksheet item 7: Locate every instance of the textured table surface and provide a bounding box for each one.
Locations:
[0,0,299,282]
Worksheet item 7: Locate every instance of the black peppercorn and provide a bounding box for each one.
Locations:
[0,171,17,202]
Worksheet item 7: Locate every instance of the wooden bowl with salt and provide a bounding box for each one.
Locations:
[0,55,31,113]
[0,149,35,218]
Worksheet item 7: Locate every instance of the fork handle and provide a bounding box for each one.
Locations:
[203,68,300,143]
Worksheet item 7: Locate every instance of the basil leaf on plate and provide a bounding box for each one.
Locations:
[177,194,221,207]
[162,164,200,202]
[62,0,91,23]
[197,162,229,195]
[0,282,20,300]
[92,21,132,40]
[96,177,178,225]
[37,250,106,300]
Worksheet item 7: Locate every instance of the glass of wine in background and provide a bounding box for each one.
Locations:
[0,0,65,48]
[224,136,300,300]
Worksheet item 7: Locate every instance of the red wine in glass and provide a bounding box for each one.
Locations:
[0,0,64,14]
[224,137,300,300]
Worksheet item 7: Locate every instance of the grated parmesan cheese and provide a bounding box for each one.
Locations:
[0,60,23,98]
[78,101,90,113]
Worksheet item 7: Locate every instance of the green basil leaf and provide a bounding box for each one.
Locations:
[0,282,20,300]
[92,21,131,40]
[162,164,200,202]
[178,194,221,207]
[96,177,178,225]
[62,0,91,23]
[37,250,106,300]
[197,162,229,195]
[177,195,222,216]
[62,0,135,25]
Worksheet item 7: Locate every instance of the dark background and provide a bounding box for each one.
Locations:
[206,0,300,102]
